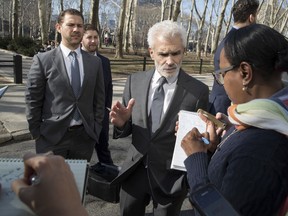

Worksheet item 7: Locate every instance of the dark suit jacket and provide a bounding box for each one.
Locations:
[208,28,237,115]
[112,69,209,203]
[97,53,112,109]
[25,47,105,145]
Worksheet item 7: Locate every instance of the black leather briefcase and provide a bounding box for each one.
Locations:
[87,163,120,203]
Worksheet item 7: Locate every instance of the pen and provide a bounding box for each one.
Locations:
[201,137,210,145]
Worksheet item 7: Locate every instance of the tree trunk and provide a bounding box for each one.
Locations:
[196,0,208,59]
[168,0,174,20]
[161,0,168,21]
[55,0,64,47]
[130,0,138,53]
[224,0,235,36]
[204,0,216,56]
[79,0,84,14]
[279,8,288,33]
[47,0,52,36]
[211,0,229,54]
[90,0,100,32]
[12,0,19,39]
[38,0,48,44]
[115,0,127,59]
[124,0,134,53]
[1,2,4,36]
[172,0,181,21]
[186,0,195,52]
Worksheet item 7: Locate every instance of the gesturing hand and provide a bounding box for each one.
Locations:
[110,98,135,128]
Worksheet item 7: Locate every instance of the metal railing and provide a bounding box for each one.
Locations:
[110,57,212,74]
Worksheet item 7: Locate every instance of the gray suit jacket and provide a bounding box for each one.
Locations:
[113,69,209,203]
[25,47,105,145]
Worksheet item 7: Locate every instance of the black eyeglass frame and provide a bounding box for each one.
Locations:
[212,65,238,85]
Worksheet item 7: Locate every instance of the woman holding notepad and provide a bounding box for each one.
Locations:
[180,24,288,216]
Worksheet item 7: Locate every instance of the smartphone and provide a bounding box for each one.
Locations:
[190,184,240,216]
[197,109,226,130]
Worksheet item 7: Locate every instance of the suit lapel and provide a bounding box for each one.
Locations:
[80,50,90,96]
[141,70,154,129]
[52,47,75,96]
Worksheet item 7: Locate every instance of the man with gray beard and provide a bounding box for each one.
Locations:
[110,20,209,216]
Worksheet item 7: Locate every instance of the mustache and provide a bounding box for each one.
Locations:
[163,64,178,70]
[71,33,81,37]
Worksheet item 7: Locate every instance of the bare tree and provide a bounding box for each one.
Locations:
[115,0,127,58]
[204,0,216,56]
[54,0,64,47]
[161,0,168,21]
[129,0,138,52]
[224,0,235,36]
[279,8,288,34]
[124,0,134,53]
[194,0,208,58]
[38,0,49,44]
[0,1,4,37]
[168,0,174,20]
[172,0,181,21]
[12,0,19,39]
[211,0,229,54]
[79,0,83,14]
[89,0,100,31]
[186,0,195,51]
[47,0,52,36]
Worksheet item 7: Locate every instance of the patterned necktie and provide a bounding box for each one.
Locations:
[150,76,167,133]
[70,51,81,120]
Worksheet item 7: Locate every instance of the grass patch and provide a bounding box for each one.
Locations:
[99,47,214,75]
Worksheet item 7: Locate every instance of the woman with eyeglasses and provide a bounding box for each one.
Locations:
[180,24,288,216]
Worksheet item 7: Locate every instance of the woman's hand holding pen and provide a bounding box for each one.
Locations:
[11,152,88,216]
[177,111,230,156]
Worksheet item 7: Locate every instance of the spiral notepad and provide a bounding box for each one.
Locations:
[0,158,88,216]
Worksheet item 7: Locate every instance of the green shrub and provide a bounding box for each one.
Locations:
[7,37,41,57]
[0,37,12,49]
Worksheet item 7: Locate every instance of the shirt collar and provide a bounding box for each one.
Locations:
[60,43,81,57]
[153,69,179,84]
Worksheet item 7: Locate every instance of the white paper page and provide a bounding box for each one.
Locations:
[171,110,206,171]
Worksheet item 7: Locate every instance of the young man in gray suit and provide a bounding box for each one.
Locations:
[25,8,105,161]
[110,20,209,216]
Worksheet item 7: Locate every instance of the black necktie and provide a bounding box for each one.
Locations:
[150,76,167,133]
[70,51,81,121]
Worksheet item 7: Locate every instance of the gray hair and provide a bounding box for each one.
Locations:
[147,20,187,49]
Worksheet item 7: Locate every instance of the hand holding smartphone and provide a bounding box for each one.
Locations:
[197,109,226,130]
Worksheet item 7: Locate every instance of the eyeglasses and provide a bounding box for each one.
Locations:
[212,65,237,85]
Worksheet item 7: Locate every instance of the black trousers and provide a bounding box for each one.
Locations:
[120,164,186,216]
[94,111,113,164]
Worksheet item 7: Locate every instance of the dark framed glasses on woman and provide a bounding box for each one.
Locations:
[212,65,237,85]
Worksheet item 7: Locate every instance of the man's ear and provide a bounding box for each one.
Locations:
[55,23,61,33]
[249,14,256,24]
[239,62,252,85]
[149,48,154,60]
